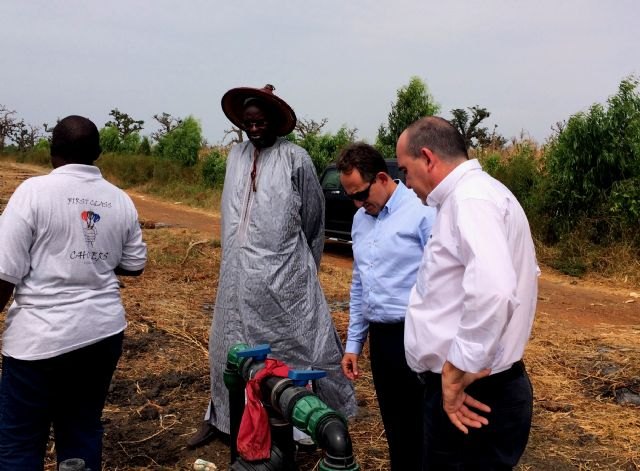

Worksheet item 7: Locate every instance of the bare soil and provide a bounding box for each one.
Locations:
[1,161,639,470]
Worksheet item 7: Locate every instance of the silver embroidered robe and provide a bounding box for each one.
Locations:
[207,138,356,433]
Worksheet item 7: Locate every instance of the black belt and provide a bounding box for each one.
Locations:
[417,360,526,387]
[368,320,404,332]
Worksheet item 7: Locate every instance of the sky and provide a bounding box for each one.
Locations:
[2,1,639,146]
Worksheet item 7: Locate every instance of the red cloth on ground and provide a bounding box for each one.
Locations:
[237,359,290,461]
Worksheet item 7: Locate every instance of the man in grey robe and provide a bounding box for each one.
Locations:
[188,84,356,448]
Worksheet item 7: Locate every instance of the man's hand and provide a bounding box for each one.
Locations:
[441,360,491,434]
[341,353,360,380]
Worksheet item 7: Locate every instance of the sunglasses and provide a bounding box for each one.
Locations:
[346,177,376,202]
[242,119,269,129]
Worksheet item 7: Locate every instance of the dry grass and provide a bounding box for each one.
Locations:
[523,311,640,470]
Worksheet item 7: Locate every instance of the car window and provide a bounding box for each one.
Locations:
[320,167,341,190]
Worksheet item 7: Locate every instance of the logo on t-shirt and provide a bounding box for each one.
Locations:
[81,210,101,246]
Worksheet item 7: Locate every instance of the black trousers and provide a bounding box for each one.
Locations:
[369,321,423,471]
[0,332,123,471]
[419,360,533,470]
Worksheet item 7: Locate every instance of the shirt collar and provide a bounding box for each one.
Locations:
[50,164,102,177]
[383,180,407,215]
[427,159,481,208]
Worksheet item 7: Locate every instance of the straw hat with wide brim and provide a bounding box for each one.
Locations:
[221,84,297,137]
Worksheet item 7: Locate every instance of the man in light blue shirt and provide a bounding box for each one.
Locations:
[338,143,436,470]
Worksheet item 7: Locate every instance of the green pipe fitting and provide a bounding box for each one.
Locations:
[290,395,345,443]
[223,343,250,391]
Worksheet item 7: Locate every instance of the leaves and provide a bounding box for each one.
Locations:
[375,76,440,158]
[545,75,640,239]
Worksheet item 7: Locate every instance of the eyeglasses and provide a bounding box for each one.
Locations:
[242,119,268,130]
[346,177,376,202]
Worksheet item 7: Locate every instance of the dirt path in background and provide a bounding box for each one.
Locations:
[127,189,355,270]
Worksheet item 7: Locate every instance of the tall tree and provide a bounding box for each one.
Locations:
[105,108,144,138]
[0,105,18,152]
[151,112,182,142]
[376,77,440,158]
[10,120,41,152]
[450,106,505,149]
[42,120,60,143]
[545,75,640,236]
[295,117,328,138]
[222,126,244,145]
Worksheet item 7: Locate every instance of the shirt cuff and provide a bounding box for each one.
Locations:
[0,272,21,286]
[447,337,491,374]
[345,340,364,355]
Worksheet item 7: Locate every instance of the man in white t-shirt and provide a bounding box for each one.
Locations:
[0,115,147,470]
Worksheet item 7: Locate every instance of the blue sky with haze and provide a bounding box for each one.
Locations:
[2,1,638,146]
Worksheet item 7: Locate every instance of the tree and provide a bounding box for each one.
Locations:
[545,76,640,237]
[137,136,152,155]
[289,125,358,175]
[295,117,328,138]
[222,126,244,145]
[0,105,18,152]
[450,106,500,149]
[100,109,144,155]
[151,112,182,142]
[10,120,41,152]
[202,147,228,187]
[42,119,60,143]
[99,126,122,153]
[156,116,203,167]
[105,108,144,138]
[376,77,440,158]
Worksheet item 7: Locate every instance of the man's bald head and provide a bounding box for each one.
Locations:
[405,116,468,163]
[51,115,102,166]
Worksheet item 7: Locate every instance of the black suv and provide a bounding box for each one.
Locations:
[319,160,405,241]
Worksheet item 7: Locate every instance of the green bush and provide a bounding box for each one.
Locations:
[99,126,122,153]
[609,176,640,227]
[156,116,202,167]
[289,126,356,175]
[544,76,640,237]
[137,136,152,156]
[99,126,142,155]
[202,149,227,188]
[492,142,542,214]
[121,133,141,154]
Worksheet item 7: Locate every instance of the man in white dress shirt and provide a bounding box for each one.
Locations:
[396,116,539,470]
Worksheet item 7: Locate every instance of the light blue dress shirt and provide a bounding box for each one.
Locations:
[346,181,436,355]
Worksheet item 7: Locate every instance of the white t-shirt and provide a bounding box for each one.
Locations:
[0,164,147,360]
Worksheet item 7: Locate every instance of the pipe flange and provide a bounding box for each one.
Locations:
[269,377,294,415]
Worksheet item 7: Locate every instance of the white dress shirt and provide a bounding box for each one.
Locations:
[404,159,539,375]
